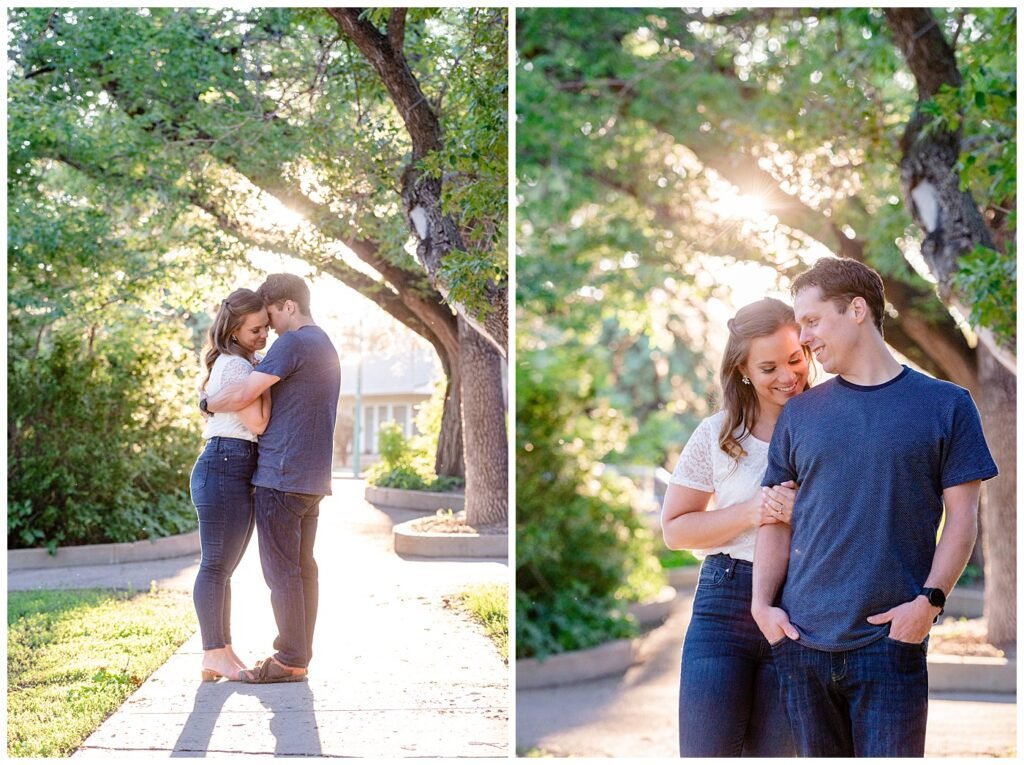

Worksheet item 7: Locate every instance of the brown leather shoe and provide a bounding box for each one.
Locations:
[239,656,307,684]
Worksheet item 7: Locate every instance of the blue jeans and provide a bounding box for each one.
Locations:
[678,554,795,757]
[254,486,321,668]
[771,634,929,756]
[190,437,257,650]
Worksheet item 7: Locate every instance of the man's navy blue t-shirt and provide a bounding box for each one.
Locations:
[253,324,341,496]
[762,366,997,651]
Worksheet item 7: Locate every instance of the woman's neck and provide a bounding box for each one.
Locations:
[751,402,782,441]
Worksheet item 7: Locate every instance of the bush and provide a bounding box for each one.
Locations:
[8,319,200,551]
[516,352,665,660]
[366,420,465,492]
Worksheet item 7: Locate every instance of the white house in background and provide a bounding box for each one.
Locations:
[334,345,443,469]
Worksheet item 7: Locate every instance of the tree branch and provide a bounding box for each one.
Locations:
[387,8,407,54]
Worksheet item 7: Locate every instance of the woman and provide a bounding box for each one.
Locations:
[662,297,811,756]
[191,289,271,682]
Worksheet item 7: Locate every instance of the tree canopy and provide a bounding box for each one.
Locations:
[8,7,510,545]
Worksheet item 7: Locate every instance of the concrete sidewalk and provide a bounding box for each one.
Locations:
[517,596,1016,758]
[11,478,509,758]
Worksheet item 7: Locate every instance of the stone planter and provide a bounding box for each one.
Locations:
[517,638,639,690]
[945,588,983,619]
[392,518,506,559]
[7,530,201,570]
[928,655,1015,694]
[628,585,678,628]
[364,485,465,512]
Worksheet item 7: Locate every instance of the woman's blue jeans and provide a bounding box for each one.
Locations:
[678,554,795,757]
[189,437,257,651]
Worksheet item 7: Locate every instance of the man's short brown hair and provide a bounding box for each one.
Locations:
[792,257,885,335]
[258,273,311,316]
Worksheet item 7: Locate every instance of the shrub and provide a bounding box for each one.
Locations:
[8,319,200,551]
[365,421,465,492]
[516,352,665,660]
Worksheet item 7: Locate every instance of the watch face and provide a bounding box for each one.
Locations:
[926,588,945,607]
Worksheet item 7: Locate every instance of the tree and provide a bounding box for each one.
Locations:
[9,7,509,525]
[517,8,1014,646]
[885,8,1016,648]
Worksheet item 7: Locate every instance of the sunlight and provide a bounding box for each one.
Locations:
[708,182,772,222]
[260,195,307,234]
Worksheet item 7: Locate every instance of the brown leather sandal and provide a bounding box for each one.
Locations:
[239,656,307,684]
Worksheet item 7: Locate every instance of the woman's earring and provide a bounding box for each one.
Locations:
[230,335,238,342]
[742,376,751,385]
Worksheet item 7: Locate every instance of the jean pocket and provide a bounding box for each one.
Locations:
[273,491,320,518]
[883,635,928,655]
[769,635,790,649]
[190,459,210,492]
[697,564,727,590]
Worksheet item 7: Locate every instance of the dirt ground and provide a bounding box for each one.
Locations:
[930,617,1012,658]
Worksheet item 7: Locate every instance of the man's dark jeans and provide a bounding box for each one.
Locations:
[254,486,322,669]
[678,554,795,757]
[771,634,929,757]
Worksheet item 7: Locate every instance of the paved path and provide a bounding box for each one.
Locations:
[517,596,1016,758]
[11,478,509,758]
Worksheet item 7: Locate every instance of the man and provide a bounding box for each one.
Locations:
[204,273,341,683]
[751,257,997,756]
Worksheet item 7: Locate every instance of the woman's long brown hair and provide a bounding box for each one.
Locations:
[200,288,265,391]
[718,297,811,460]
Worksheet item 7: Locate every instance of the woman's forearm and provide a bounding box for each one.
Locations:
[663,499,757,551]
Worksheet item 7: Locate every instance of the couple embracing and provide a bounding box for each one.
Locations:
[190,274,341,684]
[663,257,998,757]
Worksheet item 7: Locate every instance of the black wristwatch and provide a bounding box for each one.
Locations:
[920,587,946,618]
[199,397,210,415]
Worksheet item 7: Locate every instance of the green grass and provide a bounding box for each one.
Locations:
[8,586,196,758]
[659,548,699,569]
[456,584,509,663]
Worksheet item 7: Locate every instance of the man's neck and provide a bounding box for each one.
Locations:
[836,336,904,387]
[283,316,315,334]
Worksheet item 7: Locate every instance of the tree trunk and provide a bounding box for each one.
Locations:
[434,344,465,479]
[885,8,1016,373]
[459,317,508,527]
[975,343,1016,651]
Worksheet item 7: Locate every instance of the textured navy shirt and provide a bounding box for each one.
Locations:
[253,325,341,496]
[762,366,997,651]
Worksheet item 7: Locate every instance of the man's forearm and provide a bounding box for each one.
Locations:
[926,499,979,596]
[752,522,791,610]
[206,382,257,413]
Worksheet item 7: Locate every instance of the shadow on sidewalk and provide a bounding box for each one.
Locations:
[170,681,323,757]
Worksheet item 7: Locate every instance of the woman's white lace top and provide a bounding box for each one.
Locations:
[201,354,258,442]
[669,410,769,562]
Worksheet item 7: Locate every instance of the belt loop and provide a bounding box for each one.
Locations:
[724,554,736,579]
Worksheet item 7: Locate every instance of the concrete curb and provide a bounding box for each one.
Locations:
[393,518,507,559]
[517,584,1013,695]
[928,655,1016,694]
[517,639,639,690]
[946,588,983,618]
[365,485,465,512]
[628,586,678,628]
[7,531,201,571]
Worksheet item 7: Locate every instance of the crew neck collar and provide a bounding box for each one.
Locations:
[836,365,909,392]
